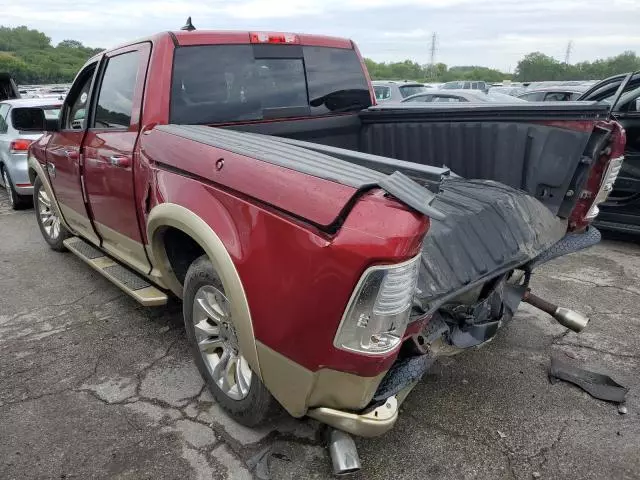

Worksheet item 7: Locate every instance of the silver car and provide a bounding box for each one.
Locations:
[0,99,61,209]
[372,81,429,102]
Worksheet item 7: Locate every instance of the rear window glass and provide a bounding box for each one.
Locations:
[170,44,371,124]
[399,85,427,98]
[374,86,391,100]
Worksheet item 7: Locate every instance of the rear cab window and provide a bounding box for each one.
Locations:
[170,43,372,124]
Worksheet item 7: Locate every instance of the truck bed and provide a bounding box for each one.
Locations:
[152,117,580,310]
[231,102,611,219]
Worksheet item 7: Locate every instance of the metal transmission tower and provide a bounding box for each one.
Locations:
[564,40,573,64]
[428,33,438,79]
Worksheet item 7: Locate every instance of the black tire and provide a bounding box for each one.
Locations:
[33,176,70,251]
[183,255,279,427]
[2,167,31,210]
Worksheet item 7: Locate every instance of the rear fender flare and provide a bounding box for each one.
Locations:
[146,203,262,379]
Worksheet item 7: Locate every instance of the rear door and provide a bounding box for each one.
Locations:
[82,43,151,274]
[46,62,99,244]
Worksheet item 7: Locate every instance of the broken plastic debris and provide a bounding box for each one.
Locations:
[618,405,628,415]
[549,356,628,403]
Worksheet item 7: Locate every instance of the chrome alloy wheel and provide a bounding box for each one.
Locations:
[3,170,14,208]
[192,284,252,400]
[37,188,60,240]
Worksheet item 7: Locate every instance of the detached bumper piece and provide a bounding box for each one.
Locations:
[549,356,628,403]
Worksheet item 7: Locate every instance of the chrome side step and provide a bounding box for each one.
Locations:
[64,237,168,306]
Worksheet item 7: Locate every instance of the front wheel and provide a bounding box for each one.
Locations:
[183,255,278,426]
[34,176,70,251]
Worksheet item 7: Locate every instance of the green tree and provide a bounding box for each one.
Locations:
[57,39,84,49]
[514,52,563,81]
[0,25,102,84]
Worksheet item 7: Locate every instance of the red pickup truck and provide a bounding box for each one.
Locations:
[27,28,624,472]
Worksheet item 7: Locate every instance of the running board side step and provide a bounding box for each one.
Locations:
[63,237,168,306]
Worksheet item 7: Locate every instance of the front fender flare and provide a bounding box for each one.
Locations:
[27,156,73,233]
[146,203,262,379]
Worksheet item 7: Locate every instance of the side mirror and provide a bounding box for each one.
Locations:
[12,107,47,131]
[45,117,60,132]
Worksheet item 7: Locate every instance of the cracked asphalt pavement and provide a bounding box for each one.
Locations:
[1,190,640,480]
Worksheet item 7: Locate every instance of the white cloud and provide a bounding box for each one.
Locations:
[2,0,639,70]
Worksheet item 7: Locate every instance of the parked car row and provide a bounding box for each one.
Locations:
[0,86,62,209]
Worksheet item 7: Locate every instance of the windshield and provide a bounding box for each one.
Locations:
[399,85,427,98]
[485,91,527,102]
[170,45,371,124]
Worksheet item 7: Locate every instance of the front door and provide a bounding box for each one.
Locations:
[82,44,151,274]
[46,63,99,244]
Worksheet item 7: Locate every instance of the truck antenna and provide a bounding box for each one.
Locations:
[181,17,196,32]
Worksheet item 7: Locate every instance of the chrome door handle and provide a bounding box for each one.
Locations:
[108,155,131,168]
[64,149,78,159]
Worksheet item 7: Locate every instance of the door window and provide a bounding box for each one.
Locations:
[63,65,96,130]
[93,51,141,129]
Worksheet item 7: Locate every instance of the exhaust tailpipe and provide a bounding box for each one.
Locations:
[523,291,589,332]
[328,428,361,475]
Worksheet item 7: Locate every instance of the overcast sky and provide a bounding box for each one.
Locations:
[3,0,639,71]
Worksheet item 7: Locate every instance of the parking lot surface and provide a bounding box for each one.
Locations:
[1,190,639,480]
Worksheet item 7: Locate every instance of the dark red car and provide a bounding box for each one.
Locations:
[26,28,624,474]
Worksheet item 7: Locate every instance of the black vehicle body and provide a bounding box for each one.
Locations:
[579,72,640,234]
[0,73,20,101]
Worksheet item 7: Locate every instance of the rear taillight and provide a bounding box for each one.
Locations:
[249,32,300,44]
[9,139,33,153]
[334,255,421,355]
[569,121,626,230]
[584,156,624,220]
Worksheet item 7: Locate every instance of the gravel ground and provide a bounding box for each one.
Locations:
[1,189,639,480]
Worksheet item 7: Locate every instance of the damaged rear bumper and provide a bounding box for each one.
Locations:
[307,382,418,437]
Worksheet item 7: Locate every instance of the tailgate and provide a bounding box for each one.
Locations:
[415,178,566,312]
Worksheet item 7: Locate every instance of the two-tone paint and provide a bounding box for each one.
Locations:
[28,30,419,430]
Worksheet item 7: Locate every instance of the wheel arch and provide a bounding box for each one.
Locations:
[147,203,262,379]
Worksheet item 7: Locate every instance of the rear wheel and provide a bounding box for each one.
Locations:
[34,176,70,251]
[183,255,278,426]
[2,167,30,210]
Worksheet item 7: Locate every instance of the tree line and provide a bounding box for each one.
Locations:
[365,51,640,83]
[0,26,103,84]
[1,25,639,84]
